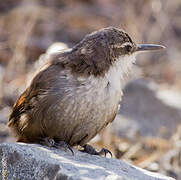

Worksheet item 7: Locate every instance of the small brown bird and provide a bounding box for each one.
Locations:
[8,27,165,156]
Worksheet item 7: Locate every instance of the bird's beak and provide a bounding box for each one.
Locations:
[136,44,166,52]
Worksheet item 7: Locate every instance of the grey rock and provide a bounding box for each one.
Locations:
[0,107,11,143]
[0,143,174,180]
[113,79,181,138]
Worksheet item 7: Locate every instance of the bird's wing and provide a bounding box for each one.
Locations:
[8,88,29,126]
[8,57,67,127]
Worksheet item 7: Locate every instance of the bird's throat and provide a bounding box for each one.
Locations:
[104,54,136,91]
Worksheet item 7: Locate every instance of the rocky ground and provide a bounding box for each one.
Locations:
[0,143,175,180]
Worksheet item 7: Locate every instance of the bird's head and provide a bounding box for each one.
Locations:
[69,27,165,77]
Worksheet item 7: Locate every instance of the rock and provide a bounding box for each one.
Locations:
[113,79,181,139]
[0,107,12,143]
[0,143,174,180]
[46,42,69,55]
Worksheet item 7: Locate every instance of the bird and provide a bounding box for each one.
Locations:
[8,27,165,156]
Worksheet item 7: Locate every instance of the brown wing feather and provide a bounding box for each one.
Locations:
[8,88,29,126]
[8,59,64,128]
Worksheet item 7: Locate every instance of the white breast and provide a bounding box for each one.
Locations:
[104,54,136,92]
[62,54,136,110]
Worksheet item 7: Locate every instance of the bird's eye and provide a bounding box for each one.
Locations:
[125,45,132,52]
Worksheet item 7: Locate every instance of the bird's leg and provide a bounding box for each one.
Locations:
[38,137,74,155]
[80,144,112,157]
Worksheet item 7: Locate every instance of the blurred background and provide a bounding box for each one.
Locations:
[0,0,181,179]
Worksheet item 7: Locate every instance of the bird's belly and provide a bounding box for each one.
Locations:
[48,86,122,146]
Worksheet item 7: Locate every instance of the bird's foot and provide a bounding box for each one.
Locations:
[80,144,112,157]
[38,137,74,155]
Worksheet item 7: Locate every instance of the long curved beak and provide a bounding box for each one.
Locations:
[136,44,166,52]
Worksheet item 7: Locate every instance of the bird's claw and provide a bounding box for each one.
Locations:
[54,141,74,155]
[98,148,112,157]
[38,137,74,155]
[80,144,112,157]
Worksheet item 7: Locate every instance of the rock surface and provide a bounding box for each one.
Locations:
[0,143,174,180]
[113,79,181,139]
